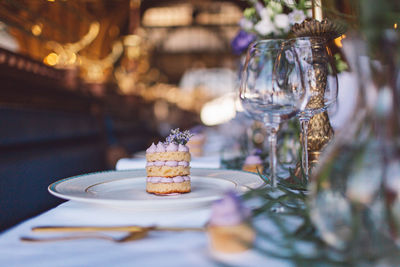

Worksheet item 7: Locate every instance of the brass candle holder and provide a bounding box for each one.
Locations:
[291,18,346,176]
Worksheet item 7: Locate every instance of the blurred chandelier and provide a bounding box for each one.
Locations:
[80,40,123,83]
[44,22,100,68]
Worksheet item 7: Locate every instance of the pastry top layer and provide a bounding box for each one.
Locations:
[146,142,189,153]
[146,151,191,162]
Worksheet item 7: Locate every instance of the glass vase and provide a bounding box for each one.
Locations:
[308,32,400,264]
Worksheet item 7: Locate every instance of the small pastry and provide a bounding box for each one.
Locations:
[207,191,255,253]
[242,154,264,173]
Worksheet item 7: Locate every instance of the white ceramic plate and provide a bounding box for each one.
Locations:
[49,168,264,211]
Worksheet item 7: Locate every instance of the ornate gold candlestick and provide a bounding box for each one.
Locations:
[291,18,346,175]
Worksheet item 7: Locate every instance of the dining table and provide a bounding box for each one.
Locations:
[0,131,295,267]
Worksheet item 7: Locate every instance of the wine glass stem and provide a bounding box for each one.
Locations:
[299,118,310,180]
[266,126,278,188]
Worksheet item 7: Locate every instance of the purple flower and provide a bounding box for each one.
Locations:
[209,191,251,226]
[252,148,262,156]
[231,30,257,55]
[165,128,193,145]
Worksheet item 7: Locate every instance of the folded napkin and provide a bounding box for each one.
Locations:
[116,155,221,171]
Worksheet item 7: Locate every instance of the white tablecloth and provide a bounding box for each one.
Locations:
[0,199,292,267]
[0,155,293,267]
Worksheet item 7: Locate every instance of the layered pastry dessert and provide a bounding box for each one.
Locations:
[207,191,255,253]
[146,129,192,195]
[242,154,264,174]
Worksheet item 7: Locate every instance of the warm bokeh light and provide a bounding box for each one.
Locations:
[123,35,141,46]
[395,23,398,29]
[143,5,193,27]
[67,53,77,65]
[200,93,236,126]
[195,2,241,25]
[43,52,59,66]
[31,24,42,36]
[334,34,346,48]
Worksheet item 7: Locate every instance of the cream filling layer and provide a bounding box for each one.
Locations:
[146,161,189,167]
[146,176,191,183]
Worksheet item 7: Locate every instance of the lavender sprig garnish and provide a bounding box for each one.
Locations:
[165,128,194,145]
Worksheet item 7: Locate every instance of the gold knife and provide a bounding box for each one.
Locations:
[32,225,204,233]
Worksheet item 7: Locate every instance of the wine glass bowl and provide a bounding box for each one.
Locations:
[239,39,304,187]
[291,37,338,111]
[289,37,338,179]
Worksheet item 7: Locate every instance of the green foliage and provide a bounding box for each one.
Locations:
[244,7,256,20]
[334,53,348,73]
[356,0,400,64]
[220,155,247,170]
[241,171,400,266]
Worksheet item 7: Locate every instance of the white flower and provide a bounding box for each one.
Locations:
[254,18,275,36]
[239,18,254,31]
[288,9,306,25]
[282,0,296,7]
[274,14,290,31]
[259,7,274,20]
[268,1,283,13]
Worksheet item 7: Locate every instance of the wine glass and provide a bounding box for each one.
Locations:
[289,37,338,179]
[239,39,304,187]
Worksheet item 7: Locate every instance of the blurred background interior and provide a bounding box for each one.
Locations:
[0,0,353,231]
[0,0,249,231]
